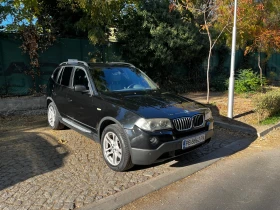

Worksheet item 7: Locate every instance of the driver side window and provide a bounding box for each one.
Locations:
[73,68,89,90]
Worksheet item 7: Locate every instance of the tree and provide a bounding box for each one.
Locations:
[216,0,280,86]
[39,0,87,38]
[116,0,207,91]
[173,0,231,103]
[0,0,56,92]
[59,0,135,44]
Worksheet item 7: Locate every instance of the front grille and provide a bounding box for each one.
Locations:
[173,114,204,131]
[193,114,204,128]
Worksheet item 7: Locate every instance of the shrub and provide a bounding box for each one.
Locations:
[254,89,280,121]
[234,69,266,93]
[210,74,228,91]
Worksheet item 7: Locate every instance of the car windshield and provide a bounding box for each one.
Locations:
[89,66,158,92]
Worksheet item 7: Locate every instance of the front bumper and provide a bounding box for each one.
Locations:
[129,129,213,165]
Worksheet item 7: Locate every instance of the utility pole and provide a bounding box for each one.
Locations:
[228,0,238,119]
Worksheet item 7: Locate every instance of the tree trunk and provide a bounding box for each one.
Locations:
[205,12,212,104]
[258,52,263,87]
[206,47,212,104]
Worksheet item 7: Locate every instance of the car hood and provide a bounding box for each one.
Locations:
[101,90,207,119]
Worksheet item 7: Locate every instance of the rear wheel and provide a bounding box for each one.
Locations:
[48,102,64,130]
[101,124,134,172]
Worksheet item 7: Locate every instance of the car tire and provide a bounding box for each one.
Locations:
[101,124,134,172]
[47,102,64,130]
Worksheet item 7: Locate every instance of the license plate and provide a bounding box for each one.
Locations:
[182,134,205,150]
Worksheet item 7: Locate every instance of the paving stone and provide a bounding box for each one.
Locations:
[0,119,248,210]
[143,171,154,177]
[74,201,84,208]
[34,198,47,206]
[61,202,74,210]
[28,205,42,210]
[52,201,64,210]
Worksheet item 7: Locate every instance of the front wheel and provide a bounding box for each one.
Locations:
[101,124,134,172]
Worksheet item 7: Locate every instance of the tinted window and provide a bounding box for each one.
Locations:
[73,68,89,90]
[89,66,158,92]
[52,68,61,82]
[61,67,73,87]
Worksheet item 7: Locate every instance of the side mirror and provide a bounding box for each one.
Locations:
[74,85,87,92]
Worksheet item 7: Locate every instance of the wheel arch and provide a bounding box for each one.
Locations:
[46,97,54,108]
[98,117,124,143]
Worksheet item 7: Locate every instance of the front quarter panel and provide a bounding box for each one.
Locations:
[98,102,141,130]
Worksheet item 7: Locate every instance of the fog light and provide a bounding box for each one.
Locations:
[150,137,159,145]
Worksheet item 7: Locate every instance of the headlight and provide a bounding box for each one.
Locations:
[135,118,172,131]
[205,108,212,120]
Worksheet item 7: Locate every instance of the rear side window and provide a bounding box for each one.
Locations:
[60,67,73,87]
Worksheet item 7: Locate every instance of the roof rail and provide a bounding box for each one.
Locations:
[109,62,135,67]
[59,59,89,67]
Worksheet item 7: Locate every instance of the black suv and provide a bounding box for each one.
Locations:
[47,60,214,171]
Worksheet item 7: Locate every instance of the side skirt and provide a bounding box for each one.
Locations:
[60,117,99,142]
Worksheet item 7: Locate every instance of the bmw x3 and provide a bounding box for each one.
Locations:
[47,60,214,171]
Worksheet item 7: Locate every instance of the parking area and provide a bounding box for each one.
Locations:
[0,115,252,210]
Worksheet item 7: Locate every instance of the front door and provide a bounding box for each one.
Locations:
[67,67,99,134]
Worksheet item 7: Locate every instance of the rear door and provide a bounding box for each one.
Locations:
[53,66,74,117]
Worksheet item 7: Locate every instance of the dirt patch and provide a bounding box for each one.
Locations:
[184,91,279,131]
[246,127,280,150]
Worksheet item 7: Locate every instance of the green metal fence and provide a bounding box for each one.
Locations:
[0,35,279,96]
[0,37,121,96]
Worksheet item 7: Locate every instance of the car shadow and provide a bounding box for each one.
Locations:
[0,130,68,191]
[130,104,258,171]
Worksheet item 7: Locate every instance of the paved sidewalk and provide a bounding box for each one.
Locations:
[120,128,280,210]
[0,116,255,210]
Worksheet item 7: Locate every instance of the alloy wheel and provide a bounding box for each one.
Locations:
[48,105,56,127]
[103,131,122,166]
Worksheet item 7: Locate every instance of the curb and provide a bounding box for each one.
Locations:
[214,121,257,135]
[214,120,280,138]
[257,121,280,137]
[79,137,254,210]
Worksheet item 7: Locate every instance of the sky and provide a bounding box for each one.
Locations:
[1,15,14,27]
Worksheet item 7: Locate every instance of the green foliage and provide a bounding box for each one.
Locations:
[59,0,133,44]
[216,0,280,55]
[39,0,87,38]
[254,89,280,120]
[210,74,228,91]
[234,69,265,94]
[0,0,57,93]
[116,0,207,90]
[260,112,280,125]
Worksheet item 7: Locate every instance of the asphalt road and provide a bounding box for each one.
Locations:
[121,129,280,210]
